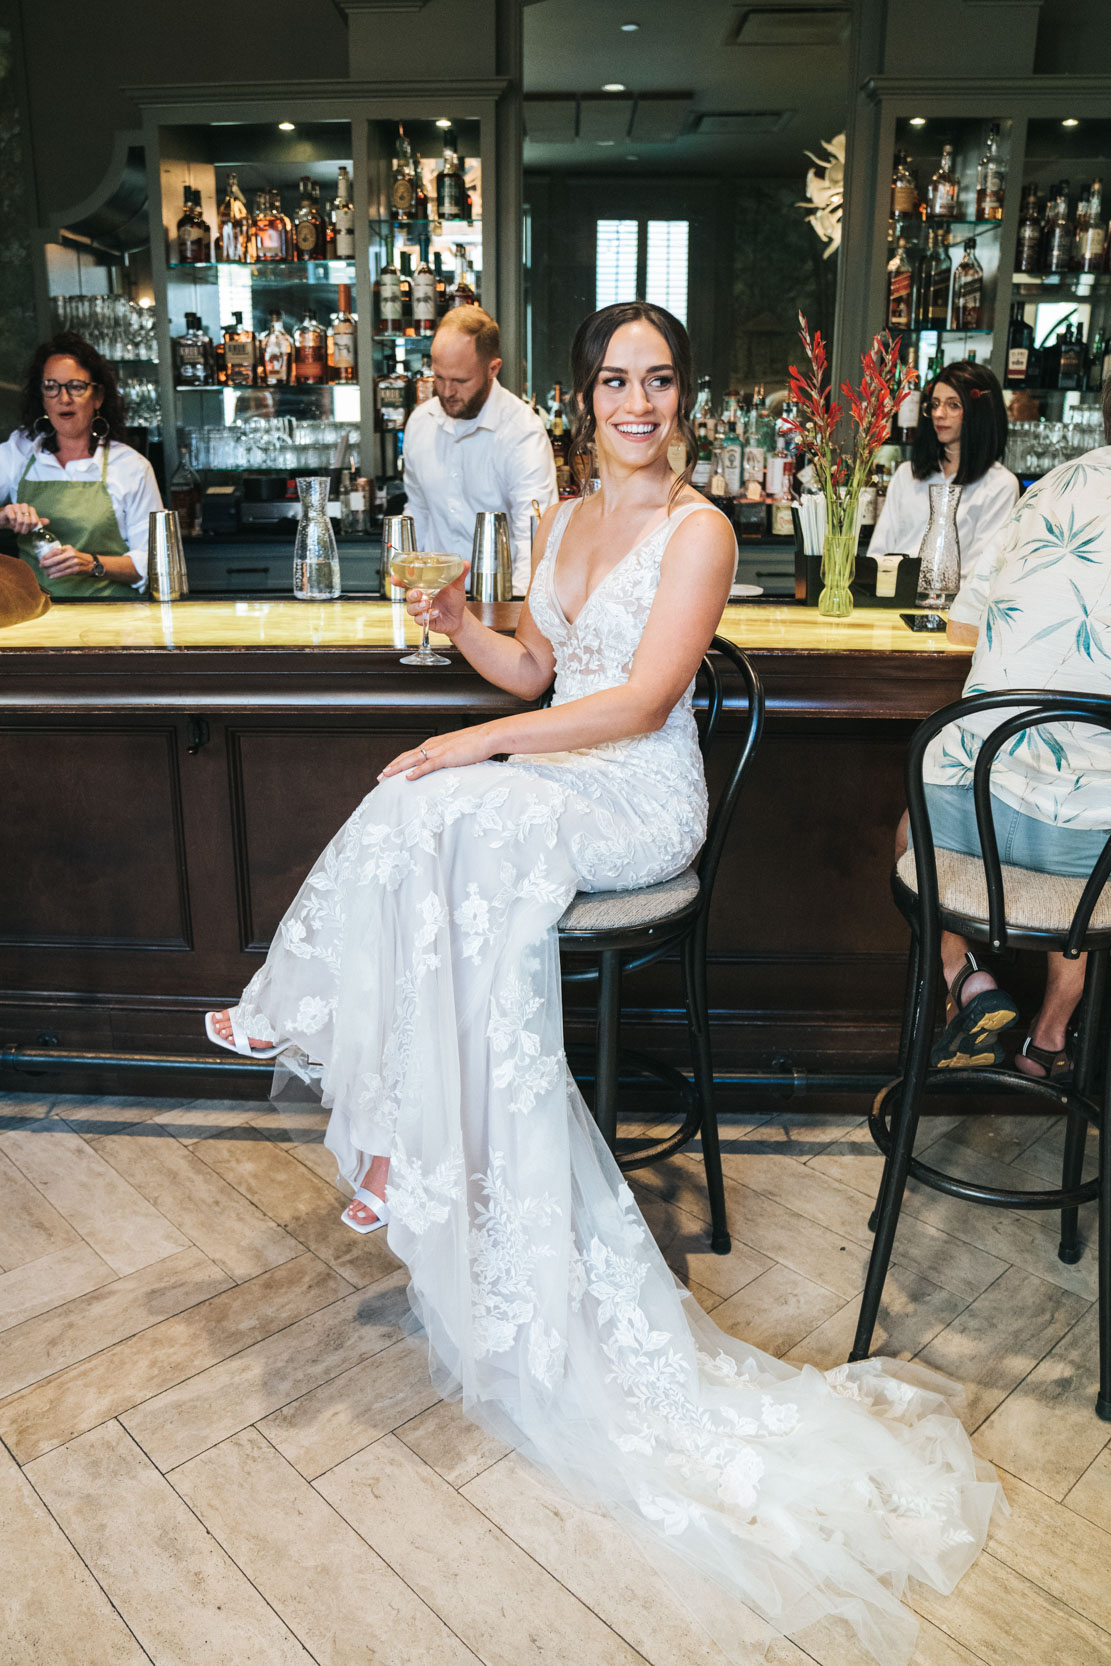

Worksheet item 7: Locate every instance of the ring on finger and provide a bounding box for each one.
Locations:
[419,745,428,760]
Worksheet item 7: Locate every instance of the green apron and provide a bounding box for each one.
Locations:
[14,443,139,600]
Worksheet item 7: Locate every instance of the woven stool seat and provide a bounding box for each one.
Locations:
[559,869,700,934]
[896,847,1111,936]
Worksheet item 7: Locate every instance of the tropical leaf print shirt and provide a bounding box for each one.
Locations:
[924,445,1111,829]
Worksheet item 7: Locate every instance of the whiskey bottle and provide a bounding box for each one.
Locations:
[927,144,959,219]
[974,125,1005,221]
[217,172,250,262]
[176,187,207,265]
[433,251,449,316]
[1080,178,1105,273]
[721,407,743,496]
[224,311,257,387]
[399,251,414,335]
[1044,183,1072,274]
[916,230,936,327]
[170,449,204,538]
[293,308,326,383]
[1086,329,1109,392]
[332,166,356,260]
[1004,301,1033,387]
[550,407,573,494]
[926,228,952,326]
[895,345,920,443]
[253,191,286,263]
[173,313,216,386]
[294,176,325,261]
[375,240,403,334]
[1072,185,1091,271]
[412,247,437,334]
[274,190,294,260]
[1014,185,1042,273]
[950,240,983,330]
[437,130,468,221]
[259,311,293,386]
[411,153,430,224]
[886,236,913,331]
[327,283,357,383]
[312,182,334,257]
[414,353,435,405]
[1056,322,1084,391]
[449,245,476,307]
[391,126,417,223]
[742,395,766,491]
[375,342,410,432]
[891,150,918,218]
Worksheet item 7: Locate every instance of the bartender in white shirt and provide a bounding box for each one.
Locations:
[402,307,557,595]
[870,359,1018,583]
[0,332,162,598]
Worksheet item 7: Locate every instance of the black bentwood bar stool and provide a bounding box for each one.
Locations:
[851,691,1111,1418]
[556,637,765,1256]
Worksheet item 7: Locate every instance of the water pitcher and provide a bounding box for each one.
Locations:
[293,476,341,601]
[916,482,962,608]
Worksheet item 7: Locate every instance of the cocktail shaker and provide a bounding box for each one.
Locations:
[382,514,416,595]
[148,509,190,601]
[469,511,512,602]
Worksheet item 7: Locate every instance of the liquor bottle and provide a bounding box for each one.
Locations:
[173,314,205,386]
[1072,185,1091,271]
[399,251,414,334]
[216,322,232,385]
[414,353,435,404]
[391,125,417,223]
[691,420,712,489]
[895,345,920,443]
[217,172,250,262]
[294,176,325,261]
[328,283,357,383]
[1080,178,1106,273]
[926,227,952,326]
[375,342,411,432]
[1057,322,1083,391]
[413,155,430,224]
[332,166,356,260]
[375,240,403,334]
[742,396,766,491]
[1014,184,1042,273]
[224,311,256,387]
[450,245,476,307]
[692,374,714,435]
[891,150,918,218]
[1044,183,1072,273]
[915,230,936,327]
[927,144,959,219]
[259,310,294,385]
[176,187,208,265]
[950,240,983,329]
[253,191,286,263]
[974,125,1005,221]
[437,130,468,221]
[293,308,326,384]
[312,182,334,256]
[708,440,726,500]
[433,251,450,316]
[1004,301,1033,388]
[550,407,572,494]
[886,236,913,331]
[275,190,294,259]
[1086,329,1110,392]
[412,248,437,334]
[721,407,742,495]
[170,449,204,538]
[765,435,793,506]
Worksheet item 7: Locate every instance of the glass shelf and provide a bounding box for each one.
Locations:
[371,217,480,235]
[167,260,357,286]
[1012,272,1110,291]
[176,381,363,392]
[894,214,1005,231]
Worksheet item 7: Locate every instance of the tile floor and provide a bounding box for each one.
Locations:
[1,1088,1109,1666]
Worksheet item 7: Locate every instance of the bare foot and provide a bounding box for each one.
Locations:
[209,1009,275,1051]
[342,1155,391,1229]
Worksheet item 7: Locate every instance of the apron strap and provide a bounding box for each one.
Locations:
[16,448,38,498]
[99,441,110,484]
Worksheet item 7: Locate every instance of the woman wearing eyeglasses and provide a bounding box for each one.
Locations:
[0,331,163,599]
[869,359,1018,580]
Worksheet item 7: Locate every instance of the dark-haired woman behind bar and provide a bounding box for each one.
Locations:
[0,331,162,598]
[870,359,1018,581]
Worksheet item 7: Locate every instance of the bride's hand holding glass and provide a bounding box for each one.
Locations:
[391,554,469,666]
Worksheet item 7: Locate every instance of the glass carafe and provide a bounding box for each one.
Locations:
[916,482,962,608]
[293,476,341,601]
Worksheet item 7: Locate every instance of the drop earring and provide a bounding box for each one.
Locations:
[90,415,109,442]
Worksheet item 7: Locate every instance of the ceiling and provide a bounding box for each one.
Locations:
[523,0,852,179]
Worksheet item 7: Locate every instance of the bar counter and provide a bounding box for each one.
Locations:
[0,598,971,1097]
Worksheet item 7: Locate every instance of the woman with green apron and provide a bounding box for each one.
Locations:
[0,331,163,599]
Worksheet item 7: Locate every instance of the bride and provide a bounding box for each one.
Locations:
[207,302,1000,1665]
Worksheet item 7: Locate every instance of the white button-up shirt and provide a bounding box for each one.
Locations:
[925,445,1111,829]
[0,430,163,587]
[402,379,558,594]
[870,459,1019,584]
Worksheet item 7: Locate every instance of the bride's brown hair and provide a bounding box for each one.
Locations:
[566,302,697,509]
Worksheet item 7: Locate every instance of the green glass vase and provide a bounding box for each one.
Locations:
[818,528,856,618]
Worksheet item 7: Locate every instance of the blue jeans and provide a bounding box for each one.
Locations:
[915,784,1110,879]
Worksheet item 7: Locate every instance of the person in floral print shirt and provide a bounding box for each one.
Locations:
[900,378,1111,1077]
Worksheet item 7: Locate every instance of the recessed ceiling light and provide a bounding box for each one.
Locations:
[909,117,927,128]
[1062,117,1079,127]
[436,117,452,128]
[602,82,627,92]
[278,121,296,131]
[596,139,616,146]
[620,20,639,29]
[625,153,639,161]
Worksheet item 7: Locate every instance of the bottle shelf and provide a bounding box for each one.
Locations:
[167,260,357,285]
[371,217,480,235]
[372,331,436,345]
[893,214,1005,233]
[175,382,363,392]
[1012,272,1111,291]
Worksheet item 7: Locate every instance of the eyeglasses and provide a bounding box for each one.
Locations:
[41,378,97,399]
[926,398,962,415]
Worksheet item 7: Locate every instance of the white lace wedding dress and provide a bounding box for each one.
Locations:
[234,497,1000,1664]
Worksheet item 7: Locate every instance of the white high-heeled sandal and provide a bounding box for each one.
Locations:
[342,1187,390,1235]
[204,1009,284,1060]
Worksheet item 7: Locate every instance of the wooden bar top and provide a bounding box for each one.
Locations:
[0,597,967,657]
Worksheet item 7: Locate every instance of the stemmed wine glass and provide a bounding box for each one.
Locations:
[388,551,465,666]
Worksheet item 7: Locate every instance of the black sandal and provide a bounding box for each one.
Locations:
[931,952,1019,1070]
[1016,1033,1073,1081]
